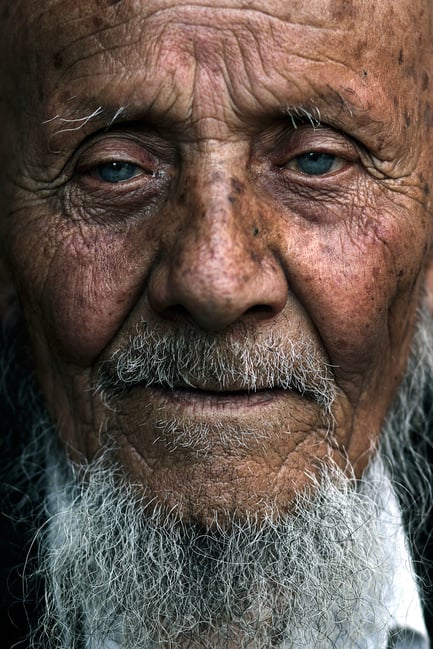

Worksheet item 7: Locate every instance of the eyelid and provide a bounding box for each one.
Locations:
[271,125,359,175]
[288,126,356,156]
[75,136,160,176]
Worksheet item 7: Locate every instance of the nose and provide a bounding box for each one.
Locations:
[148,174,288,331]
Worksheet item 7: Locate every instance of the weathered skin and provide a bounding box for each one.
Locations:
[0,0,433,523]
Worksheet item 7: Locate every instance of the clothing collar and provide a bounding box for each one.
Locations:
[369,461,429,649]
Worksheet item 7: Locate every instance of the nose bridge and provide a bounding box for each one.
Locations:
[147,150,288,330]
[178,164,255,279]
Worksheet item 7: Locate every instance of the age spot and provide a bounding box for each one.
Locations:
[230,177,244,195]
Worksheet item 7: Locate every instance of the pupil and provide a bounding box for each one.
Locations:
[296,152,335,176]
[98,161,137,183]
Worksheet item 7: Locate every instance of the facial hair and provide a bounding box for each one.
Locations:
[5,307,433,649]
[36,451,397,649]
[96,319,335,452]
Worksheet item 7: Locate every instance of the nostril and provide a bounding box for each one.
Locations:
[244,304,276,318]
[160,304,192,323]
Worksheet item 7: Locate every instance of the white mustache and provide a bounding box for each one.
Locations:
[97,321,336,412]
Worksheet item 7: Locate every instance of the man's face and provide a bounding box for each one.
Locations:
[1,0,433,523]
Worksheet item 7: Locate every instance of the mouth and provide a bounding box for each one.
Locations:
[148,384,282,408]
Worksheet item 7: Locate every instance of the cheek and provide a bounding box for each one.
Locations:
[284,214,427,373]
[13,217,155,366]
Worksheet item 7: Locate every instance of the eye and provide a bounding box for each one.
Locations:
[96,161,142,183]
[288,152,344,176]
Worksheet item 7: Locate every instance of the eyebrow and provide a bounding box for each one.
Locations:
[42,83,390,158]
[286,105,322,129]
[42,105,129,133]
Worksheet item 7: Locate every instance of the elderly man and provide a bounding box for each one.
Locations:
[0,0,433,647]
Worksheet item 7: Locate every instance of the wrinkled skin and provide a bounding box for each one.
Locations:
[0,0,433,524]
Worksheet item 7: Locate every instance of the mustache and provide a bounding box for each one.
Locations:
[96,320,336,412]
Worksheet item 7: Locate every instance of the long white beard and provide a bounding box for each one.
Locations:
[27,306,433,649]
[39,453,404,649]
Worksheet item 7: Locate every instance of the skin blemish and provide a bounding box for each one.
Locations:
[230,177,244,195]
[423,71,430,91]
[253,227,259,237]
[404,112,411,127]
[209,170,224,184]
[398,49,404,65]
[404,64,416,80]
[330,0,357,20]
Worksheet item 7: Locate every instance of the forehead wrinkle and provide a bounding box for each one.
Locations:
[119,15,348,134]
[29,1,348,70]
[134,0,432,32]
[133,1,352,33]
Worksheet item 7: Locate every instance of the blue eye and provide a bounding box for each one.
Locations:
[97,161,140,183]
[294,152,337,176]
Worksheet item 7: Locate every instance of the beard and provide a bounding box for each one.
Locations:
[4,307,433,649]
[37,453,402,649]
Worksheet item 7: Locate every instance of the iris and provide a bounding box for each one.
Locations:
[295,152,336,176]
[97,161,139,183]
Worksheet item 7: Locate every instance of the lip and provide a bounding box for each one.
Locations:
[145,384,286,410]
[116,382,324,456]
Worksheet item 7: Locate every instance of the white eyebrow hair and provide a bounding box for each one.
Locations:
[42,105,129,134]
[107,106,128,127]
[42,106,104,133]
[286,104,322,129]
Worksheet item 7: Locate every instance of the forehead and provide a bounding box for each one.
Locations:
[13,2,428,82]
[24,0,426,68]
[2,0,432,150]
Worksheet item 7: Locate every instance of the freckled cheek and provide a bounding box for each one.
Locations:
[18,226,154,367]
[288,223,424,372]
